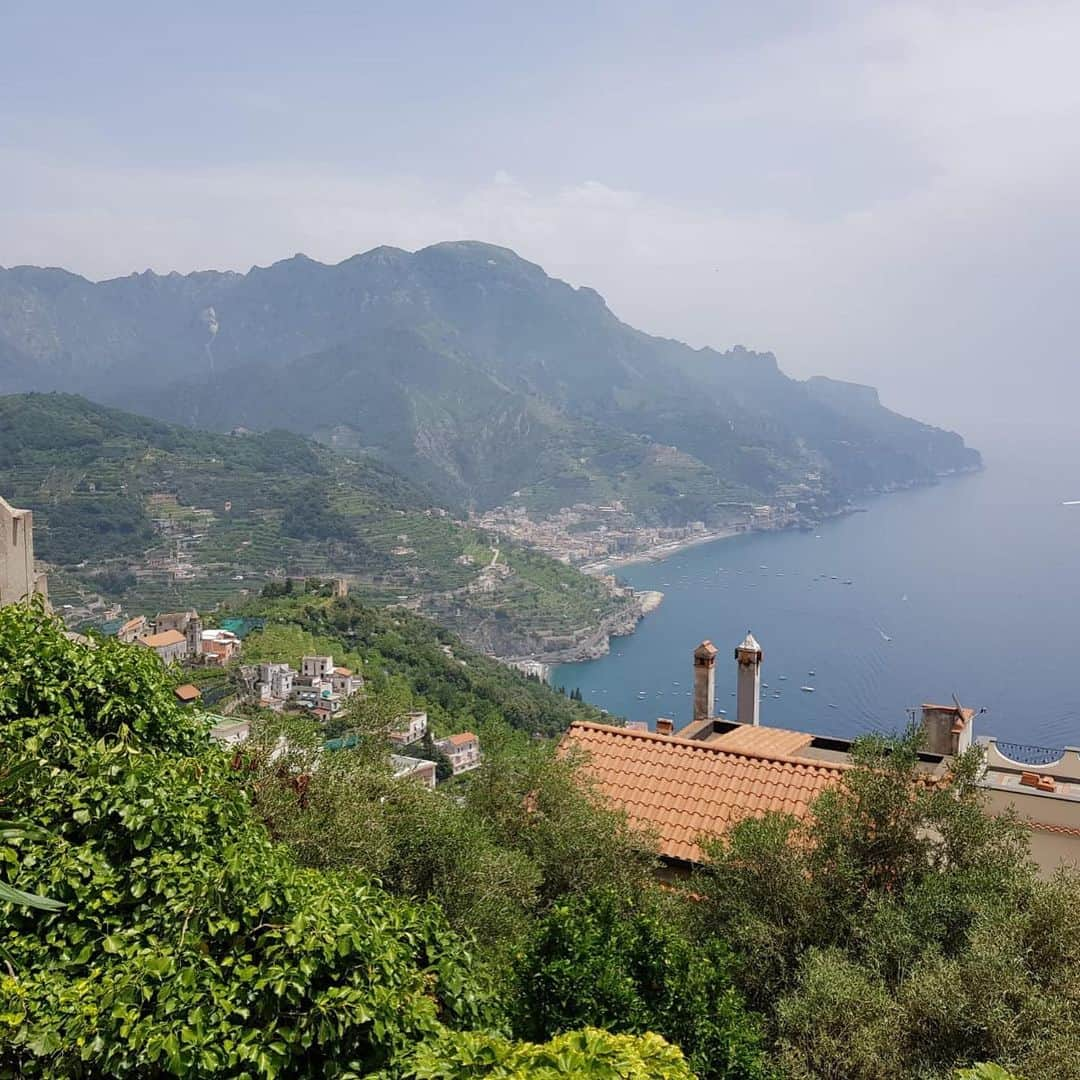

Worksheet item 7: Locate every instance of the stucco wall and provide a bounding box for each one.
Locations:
[0,497,48,606]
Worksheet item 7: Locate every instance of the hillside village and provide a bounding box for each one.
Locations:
[470,482,827,570]
[2,494,481,790]
[4,470,1079,1077]
[7,487,1080,877]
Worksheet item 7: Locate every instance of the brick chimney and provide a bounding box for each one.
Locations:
[693,640,718,722]
[656,717,674,736]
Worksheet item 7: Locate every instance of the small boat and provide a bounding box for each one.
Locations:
[843,580,854,586]
[773,692,781,698]
[778,675,787,681]
[828,703,838,709]
[717,708,727,715]
[800,686,815,693]
[808,670,816,676]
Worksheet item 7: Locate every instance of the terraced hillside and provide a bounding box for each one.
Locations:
[0,393,635,658]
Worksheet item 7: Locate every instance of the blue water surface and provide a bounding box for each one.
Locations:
[554,443,1080,747]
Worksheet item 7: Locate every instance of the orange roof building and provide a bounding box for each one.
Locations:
[444,731,478,748]
[140,629,186,649]
[173,683,202,703]
[560,720,848,865]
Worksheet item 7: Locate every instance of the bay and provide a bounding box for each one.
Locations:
[554,440,1080,748]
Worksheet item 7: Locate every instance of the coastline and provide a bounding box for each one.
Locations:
[579,526,743,575]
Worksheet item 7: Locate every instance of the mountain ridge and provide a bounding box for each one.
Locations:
[0,241,981,519]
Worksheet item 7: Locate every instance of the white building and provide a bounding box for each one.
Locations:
[436,732,481,775]
[258,662,296,701]
[389,710,428,747]
[391,754,437,789]
[301,655,335,680]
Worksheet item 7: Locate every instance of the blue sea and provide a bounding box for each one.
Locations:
[554,435,1080,748]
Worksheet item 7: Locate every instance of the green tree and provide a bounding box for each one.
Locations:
[692,732,1080,1078]
[515,888,768,1080]
[405,1027,695,1079]
[0,602,494,1076]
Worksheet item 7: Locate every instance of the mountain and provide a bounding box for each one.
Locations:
[0,393,637,659]
[0,243,980,519]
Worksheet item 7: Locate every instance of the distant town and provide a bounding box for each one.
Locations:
[470,480,828,573]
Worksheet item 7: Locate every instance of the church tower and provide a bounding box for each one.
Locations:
[735,631,763,726]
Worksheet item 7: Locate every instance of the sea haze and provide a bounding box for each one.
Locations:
[554,440,1080,749]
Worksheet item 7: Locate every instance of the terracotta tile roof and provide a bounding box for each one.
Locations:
[1025,820,1080,839]
[334,667,352,677]
[444,732,477,747]
[118,616,144,634]
[139,630,186,649]
[173,683,202,702]
[560,721,847,864]
[709,724,814,757]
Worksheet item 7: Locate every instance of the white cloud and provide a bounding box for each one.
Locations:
[1,1,1077,435]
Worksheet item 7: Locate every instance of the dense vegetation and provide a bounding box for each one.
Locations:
[0,392,632,656]
[0,242,981,521]
[0,602,691,1077]
[238,592,603,737]
[0,601,1057,1077]
[691,738,1080,1079]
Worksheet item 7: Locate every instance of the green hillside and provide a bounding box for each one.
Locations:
[0,393,634,657]
[0,242,982,521]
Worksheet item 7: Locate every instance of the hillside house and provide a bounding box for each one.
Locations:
[209,717,251,746]
[301,655,335,681]
[173,683,202,705]
[436,732,481,775]
[257,662,296,702]
[331,666,362,696]
[202,628,241,664]
[389,710,428,748]
[392,754,437,790]
[137,629,188,665]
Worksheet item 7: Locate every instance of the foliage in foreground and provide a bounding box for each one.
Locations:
[0,603,688,1078]
[246,699,769,1078]
[694,734,1080,1080]
[405,1027,694,1079]
[515,889,767,1080]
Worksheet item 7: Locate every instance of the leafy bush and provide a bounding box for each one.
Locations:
[404,1027,694,1079]
[515,889,768,1080]
[0,602,493,1076]
[0,602,686,1078]
[693,733,1080,1079]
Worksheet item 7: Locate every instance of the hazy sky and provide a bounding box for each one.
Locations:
[3,1,1078,437]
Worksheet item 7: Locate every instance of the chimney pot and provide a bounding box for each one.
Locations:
[656,717,674,736]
